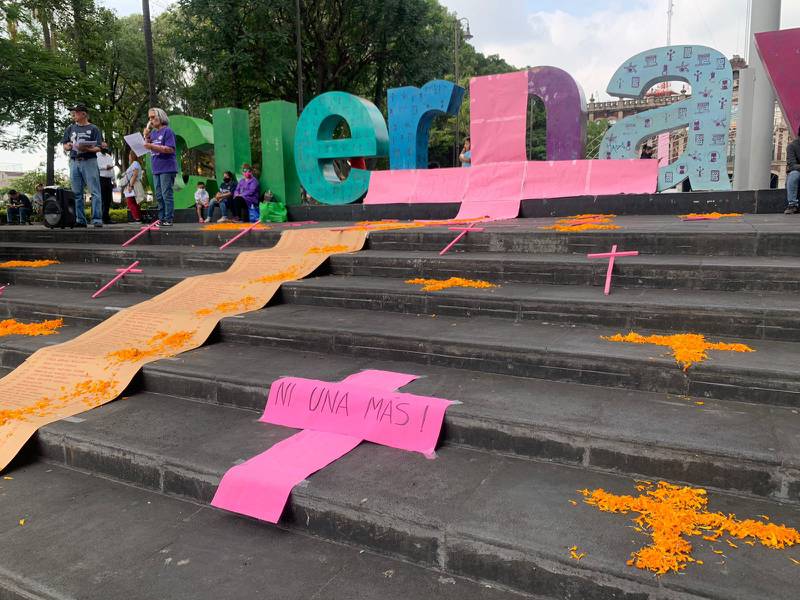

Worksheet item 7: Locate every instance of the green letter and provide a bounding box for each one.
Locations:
[260,101,301,206]
[155,115,218,209]
[213,108,252,181]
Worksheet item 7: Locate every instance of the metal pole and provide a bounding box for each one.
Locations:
[734,0,781,190]
[454,24,460,166]
[142,0,157,107]
[295,0,304,111]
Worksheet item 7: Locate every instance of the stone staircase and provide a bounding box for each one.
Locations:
[0,215,798,599]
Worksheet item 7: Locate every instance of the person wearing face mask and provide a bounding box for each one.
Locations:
[231,163,259,222]
[205,171,236,223]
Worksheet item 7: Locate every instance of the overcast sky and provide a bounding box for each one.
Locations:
[3,0,799,171]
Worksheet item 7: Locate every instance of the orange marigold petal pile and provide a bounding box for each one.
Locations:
[195,295,259,317]
[602,331,754,370]
[681,212,743,219]
[0,378,120,427]
[0,318,63,337]
[106,330,196,364]
[580,481,800,575]
[201,223,270,231]
[305,244,352,255]
[540,214,621,232]
[405,277,497,292]
[0,260,60,268]
[248,266,302,285]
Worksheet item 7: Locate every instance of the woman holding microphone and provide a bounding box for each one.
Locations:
[142,108,177,226]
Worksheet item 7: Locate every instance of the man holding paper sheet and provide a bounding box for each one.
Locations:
[61,103,104,227]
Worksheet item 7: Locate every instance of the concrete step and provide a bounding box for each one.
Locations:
[216,304,800,408]
[1,288,799,408]
[282,275,800,342]
[364,213,800,256]
[0,319,797,505]
[0,462,530,600]
[0,222,284,248]
[0,241,239,270]
[330,250,800,292]
[0,262,216,295]
[25,392,800,600]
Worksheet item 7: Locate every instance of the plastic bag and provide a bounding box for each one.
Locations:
[259,201,288,223]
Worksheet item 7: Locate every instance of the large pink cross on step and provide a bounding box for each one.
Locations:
[587,244,639,296]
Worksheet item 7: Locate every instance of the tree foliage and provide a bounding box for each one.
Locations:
[2,0,550,172]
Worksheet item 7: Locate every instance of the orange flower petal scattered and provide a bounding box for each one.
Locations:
[569,546,586,560]
[305,245,352,255]
[681,212,742,219]
[0,260,60,268]
[541,214,621,232]
[106,330,196,364]
[248,266,302,285]
[602,331,754,370]
[405,277,498,292]
[580,481,800,575]
[0,318,63,337]
[201,223,270,231]
[195,295,259,317]
[0,378,120,427]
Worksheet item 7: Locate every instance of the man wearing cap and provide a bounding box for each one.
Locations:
[61,103,104,227]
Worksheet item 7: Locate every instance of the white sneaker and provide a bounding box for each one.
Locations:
[204,217,211,223]
[217,216,228,223]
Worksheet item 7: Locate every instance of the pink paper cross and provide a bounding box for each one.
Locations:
[219,221,263,250]
[211,370,452,523]
[439,221,485,255]
[121,220,160,247]
[587,244,639,296]
[91,260,142,299]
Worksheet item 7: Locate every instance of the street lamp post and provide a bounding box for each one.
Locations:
[454,17,472,165]
[295,0,304,111]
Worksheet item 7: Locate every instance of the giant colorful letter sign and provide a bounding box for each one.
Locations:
[213,108,252,182]
[470,67,587,166]
[164,115,218,209]
[755,28,800,138]
[387,80,464,169]
[259,101,302,206]
[294,92,389,205]
[600,45,733,191]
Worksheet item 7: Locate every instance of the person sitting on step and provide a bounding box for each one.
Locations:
[231,163,259,222]
[206,171,236,223]
[194,181,210,223]
[785,125,800,214]
[6,190,32,225]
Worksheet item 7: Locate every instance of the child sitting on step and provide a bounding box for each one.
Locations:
[194,181,210,223]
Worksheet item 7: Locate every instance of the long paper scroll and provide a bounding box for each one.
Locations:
[0,229,368,472]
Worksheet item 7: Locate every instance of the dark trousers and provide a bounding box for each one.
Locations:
[100,176,113,223]
[7,207,30,224]
[230,196,248,221]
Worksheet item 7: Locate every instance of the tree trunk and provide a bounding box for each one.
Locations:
[142,0,158,107]
[71,0,87,74]
[39,10,56,186]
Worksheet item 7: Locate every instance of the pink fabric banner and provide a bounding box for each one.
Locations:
[456,162,526,220]
[470,71,529,166]
[364,160,657,220]
[211,369,450,523]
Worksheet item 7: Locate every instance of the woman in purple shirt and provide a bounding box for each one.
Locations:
[232,163,260,222]
[143,107,178,227]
